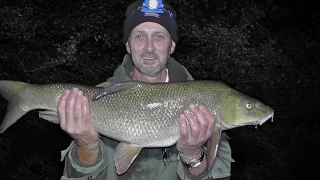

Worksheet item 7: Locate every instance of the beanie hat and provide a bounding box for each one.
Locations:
[123,0,178,43]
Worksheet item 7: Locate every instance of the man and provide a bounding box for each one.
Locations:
[59,0,233,179]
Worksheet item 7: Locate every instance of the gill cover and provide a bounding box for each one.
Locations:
[219,89,268,129]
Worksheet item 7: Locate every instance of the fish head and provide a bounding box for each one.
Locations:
[219,89,274,130]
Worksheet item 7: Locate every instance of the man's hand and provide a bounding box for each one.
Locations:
[176,104,215,175]
[58,88,100,165]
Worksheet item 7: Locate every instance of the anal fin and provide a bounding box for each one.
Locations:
[114,143,142,175]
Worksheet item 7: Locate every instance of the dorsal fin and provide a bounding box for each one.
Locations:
[92,81,144,101]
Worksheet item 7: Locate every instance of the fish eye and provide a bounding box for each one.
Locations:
[246,103,252,110]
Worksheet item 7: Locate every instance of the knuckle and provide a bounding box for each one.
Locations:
[65,106,73,114]
[57,105,64,113]
[74,128,82,135]
[74,110,81,117]
[60,123,66,130]
[199,117,208,125]
[65,127,75,134]
[192,127,200,134]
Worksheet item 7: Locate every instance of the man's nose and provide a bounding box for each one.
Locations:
[145,38,155,52]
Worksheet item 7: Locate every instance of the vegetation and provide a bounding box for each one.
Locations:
[0,0,319,179]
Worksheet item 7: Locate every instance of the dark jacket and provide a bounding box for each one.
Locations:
[60,54,233,180]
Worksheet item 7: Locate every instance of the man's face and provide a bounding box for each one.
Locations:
[126,22,176,77]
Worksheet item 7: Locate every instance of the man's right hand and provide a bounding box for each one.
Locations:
[58,88,100,165]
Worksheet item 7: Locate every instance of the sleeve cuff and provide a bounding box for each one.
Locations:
[61,140,107,174]
[177,133,234,179]
[177,156,208,180]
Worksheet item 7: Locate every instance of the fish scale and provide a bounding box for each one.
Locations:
[5,81,266,143]
[90,81,228,147]
[17,81,232,147]
[0,80,274,174]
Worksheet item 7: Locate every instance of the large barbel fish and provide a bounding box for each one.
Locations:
[0,80,274,174]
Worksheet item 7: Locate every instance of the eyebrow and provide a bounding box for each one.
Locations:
[134,30,165,35]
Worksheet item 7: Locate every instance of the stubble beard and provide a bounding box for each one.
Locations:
[132,52,169,77]
[128,40,172,77]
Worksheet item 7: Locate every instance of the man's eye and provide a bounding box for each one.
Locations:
[157,35,164,39]
[136,35,142,38]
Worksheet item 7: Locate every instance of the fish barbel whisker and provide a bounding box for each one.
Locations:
[258,112,274,125]
[0,80,275,175]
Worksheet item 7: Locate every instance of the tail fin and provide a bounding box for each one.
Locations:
[0,80,29,133]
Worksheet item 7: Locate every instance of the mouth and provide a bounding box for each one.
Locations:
[141,52,158,61]
[143,56,156,59]
[142,57,157,65]
[142,57,157,61]
[257,108,274,126]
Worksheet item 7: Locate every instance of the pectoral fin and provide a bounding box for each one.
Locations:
[39,110,59,124]
[114,143,142,175]
[206,119,222,170]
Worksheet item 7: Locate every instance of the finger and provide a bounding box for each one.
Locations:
[190,105,208,140]
[73,90,83,129]
[82,96,90,123]
[58,90,70,129]
[81,95,92,130]
[65,88,78,132]
[199,105,215,139]
[179,114,189,140]
[185,104,200,139]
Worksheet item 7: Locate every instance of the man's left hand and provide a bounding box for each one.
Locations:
[176,104,215,159]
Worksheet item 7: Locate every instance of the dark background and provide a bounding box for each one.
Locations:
[0,0,319,179]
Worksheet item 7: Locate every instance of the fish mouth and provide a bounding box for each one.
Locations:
[257,108,274,126]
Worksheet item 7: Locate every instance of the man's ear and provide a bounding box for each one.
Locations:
[170,40,176,54]
[126,42,131,53]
